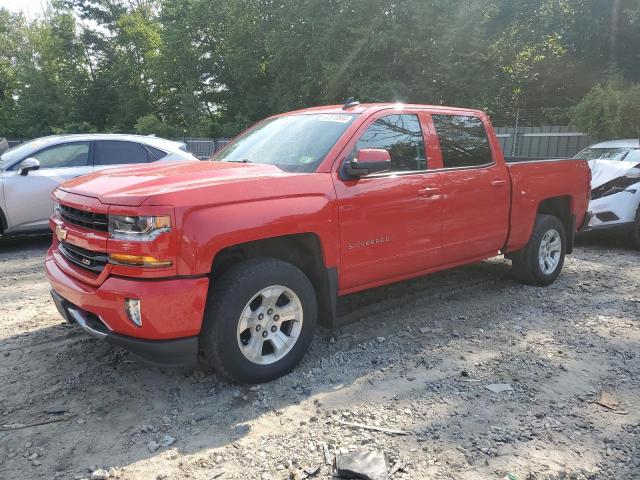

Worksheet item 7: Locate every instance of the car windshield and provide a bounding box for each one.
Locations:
[213,113,357,173]
[574,147,638,161]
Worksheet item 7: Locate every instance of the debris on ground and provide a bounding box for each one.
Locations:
[334,450,388,480]
[387,460,408,478]
[90,469,110,480]
[596,391,628,414]
[336,421,410,436]
[485,383,514,393]
[289,465,320,479]
[159,434,176,447]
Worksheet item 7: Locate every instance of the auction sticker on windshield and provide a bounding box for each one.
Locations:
[317,114,353,123]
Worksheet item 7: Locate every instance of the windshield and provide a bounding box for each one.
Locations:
[574,147,639,161]
[213,113,357,173]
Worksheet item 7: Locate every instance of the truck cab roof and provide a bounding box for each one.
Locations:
[285,103,487,117]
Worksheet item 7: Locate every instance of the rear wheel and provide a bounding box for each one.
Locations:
[199,258,317,384]
[511,214,566,286]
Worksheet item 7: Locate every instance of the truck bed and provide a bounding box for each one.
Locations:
[504,158,590,252]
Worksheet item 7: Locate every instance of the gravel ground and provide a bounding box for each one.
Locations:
[0,234,638,480]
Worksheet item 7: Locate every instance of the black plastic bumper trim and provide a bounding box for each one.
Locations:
[580,221,634,233]
[50,290,198,368]
[579,212,593,231]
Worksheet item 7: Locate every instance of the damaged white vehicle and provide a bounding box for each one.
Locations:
[576,139,640,248]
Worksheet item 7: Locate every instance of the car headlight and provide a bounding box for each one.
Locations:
[590,175,640,200]
[53,201,61,219]
[108,215,171,241]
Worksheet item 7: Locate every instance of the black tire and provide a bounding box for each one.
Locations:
[511,214,566,286]
[627,207,640,250]
[199,258,317,384]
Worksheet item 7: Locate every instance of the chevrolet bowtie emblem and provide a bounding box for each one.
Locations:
[55,224,68,242]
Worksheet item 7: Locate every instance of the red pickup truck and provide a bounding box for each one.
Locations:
[45,103,590,383]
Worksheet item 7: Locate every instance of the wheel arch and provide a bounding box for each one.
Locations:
[210,233,338,329]
[536,195,574,253]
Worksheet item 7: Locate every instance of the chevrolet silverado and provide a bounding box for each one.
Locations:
[45,102,591,383]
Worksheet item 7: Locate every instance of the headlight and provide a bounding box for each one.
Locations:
[109,215,171,241]
[53,201,61,219]
[590,175,640,200]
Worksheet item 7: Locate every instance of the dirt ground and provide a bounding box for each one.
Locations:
[0,234,638,480]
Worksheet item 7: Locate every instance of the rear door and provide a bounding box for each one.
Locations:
[2,141,92,232]
[93,140,152,169]
[429,113,510,263]
[333,110,443,292]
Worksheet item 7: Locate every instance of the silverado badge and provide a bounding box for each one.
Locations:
[55,224,68,242]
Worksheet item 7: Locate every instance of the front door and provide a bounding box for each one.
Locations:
[333,111,442,292]
[2,141,92,232]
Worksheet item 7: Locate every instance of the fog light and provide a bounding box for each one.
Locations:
[125,299,142,327]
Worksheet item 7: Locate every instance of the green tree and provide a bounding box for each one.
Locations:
[3,1,640,139]
[0,9,25,136]
[134,113,177,137]
[10,7,91,137]
[571,81,640,140]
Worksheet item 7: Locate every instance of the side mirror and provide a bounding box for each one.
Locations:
[18,158,40,176]
[341,149,391,179]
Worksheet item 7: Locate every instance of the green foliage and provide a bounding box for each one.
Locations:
[52,121,97,134]
[1,0,640,138]
[572,81,640,140]
[134,113,176,138]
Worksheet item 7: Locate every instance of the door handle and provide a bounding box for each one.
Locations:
[490,179,507,187]
[418,186,440,198]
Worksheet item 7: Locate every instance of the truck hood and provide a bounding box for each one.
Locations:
[59,161,290,206]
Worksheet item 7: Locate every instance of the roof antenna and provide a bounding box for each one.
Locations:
[342,97,360,110]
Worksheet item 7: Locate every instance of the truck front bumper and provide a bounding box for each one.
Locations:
[45,250,209,367]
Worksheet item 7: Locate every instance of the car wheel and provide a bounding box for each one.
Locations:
[199,257,317,384]
[511,214,566,286]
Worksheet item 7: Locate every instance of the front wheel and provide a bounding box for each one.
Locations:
[511,214,566,286]
[199,258,317,384]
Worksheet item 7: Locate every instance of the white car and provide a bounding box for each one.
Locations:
[0,134,198,236]
[576,139,640,248]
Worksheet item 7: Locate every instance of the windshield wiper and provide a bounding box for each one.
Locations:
[226,159,253,163]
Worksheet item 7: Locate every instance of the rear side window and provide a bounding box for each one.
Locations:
[432,115,492,168]
[145,145,168,161]
[356,114,426,172]
[94,140,150,165]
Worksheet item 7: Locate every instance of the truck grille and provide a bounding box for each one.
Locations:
[59,242,108,273]
[58,204,109,232]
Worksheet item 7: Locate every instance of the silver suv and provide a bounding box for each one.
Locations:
[0,134,197,235]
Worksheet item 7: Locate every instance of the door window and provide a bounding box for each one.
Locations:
[94,140,150,165]
[432,115,492,168]
[12,142,90,170]
[356,114,426,172]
